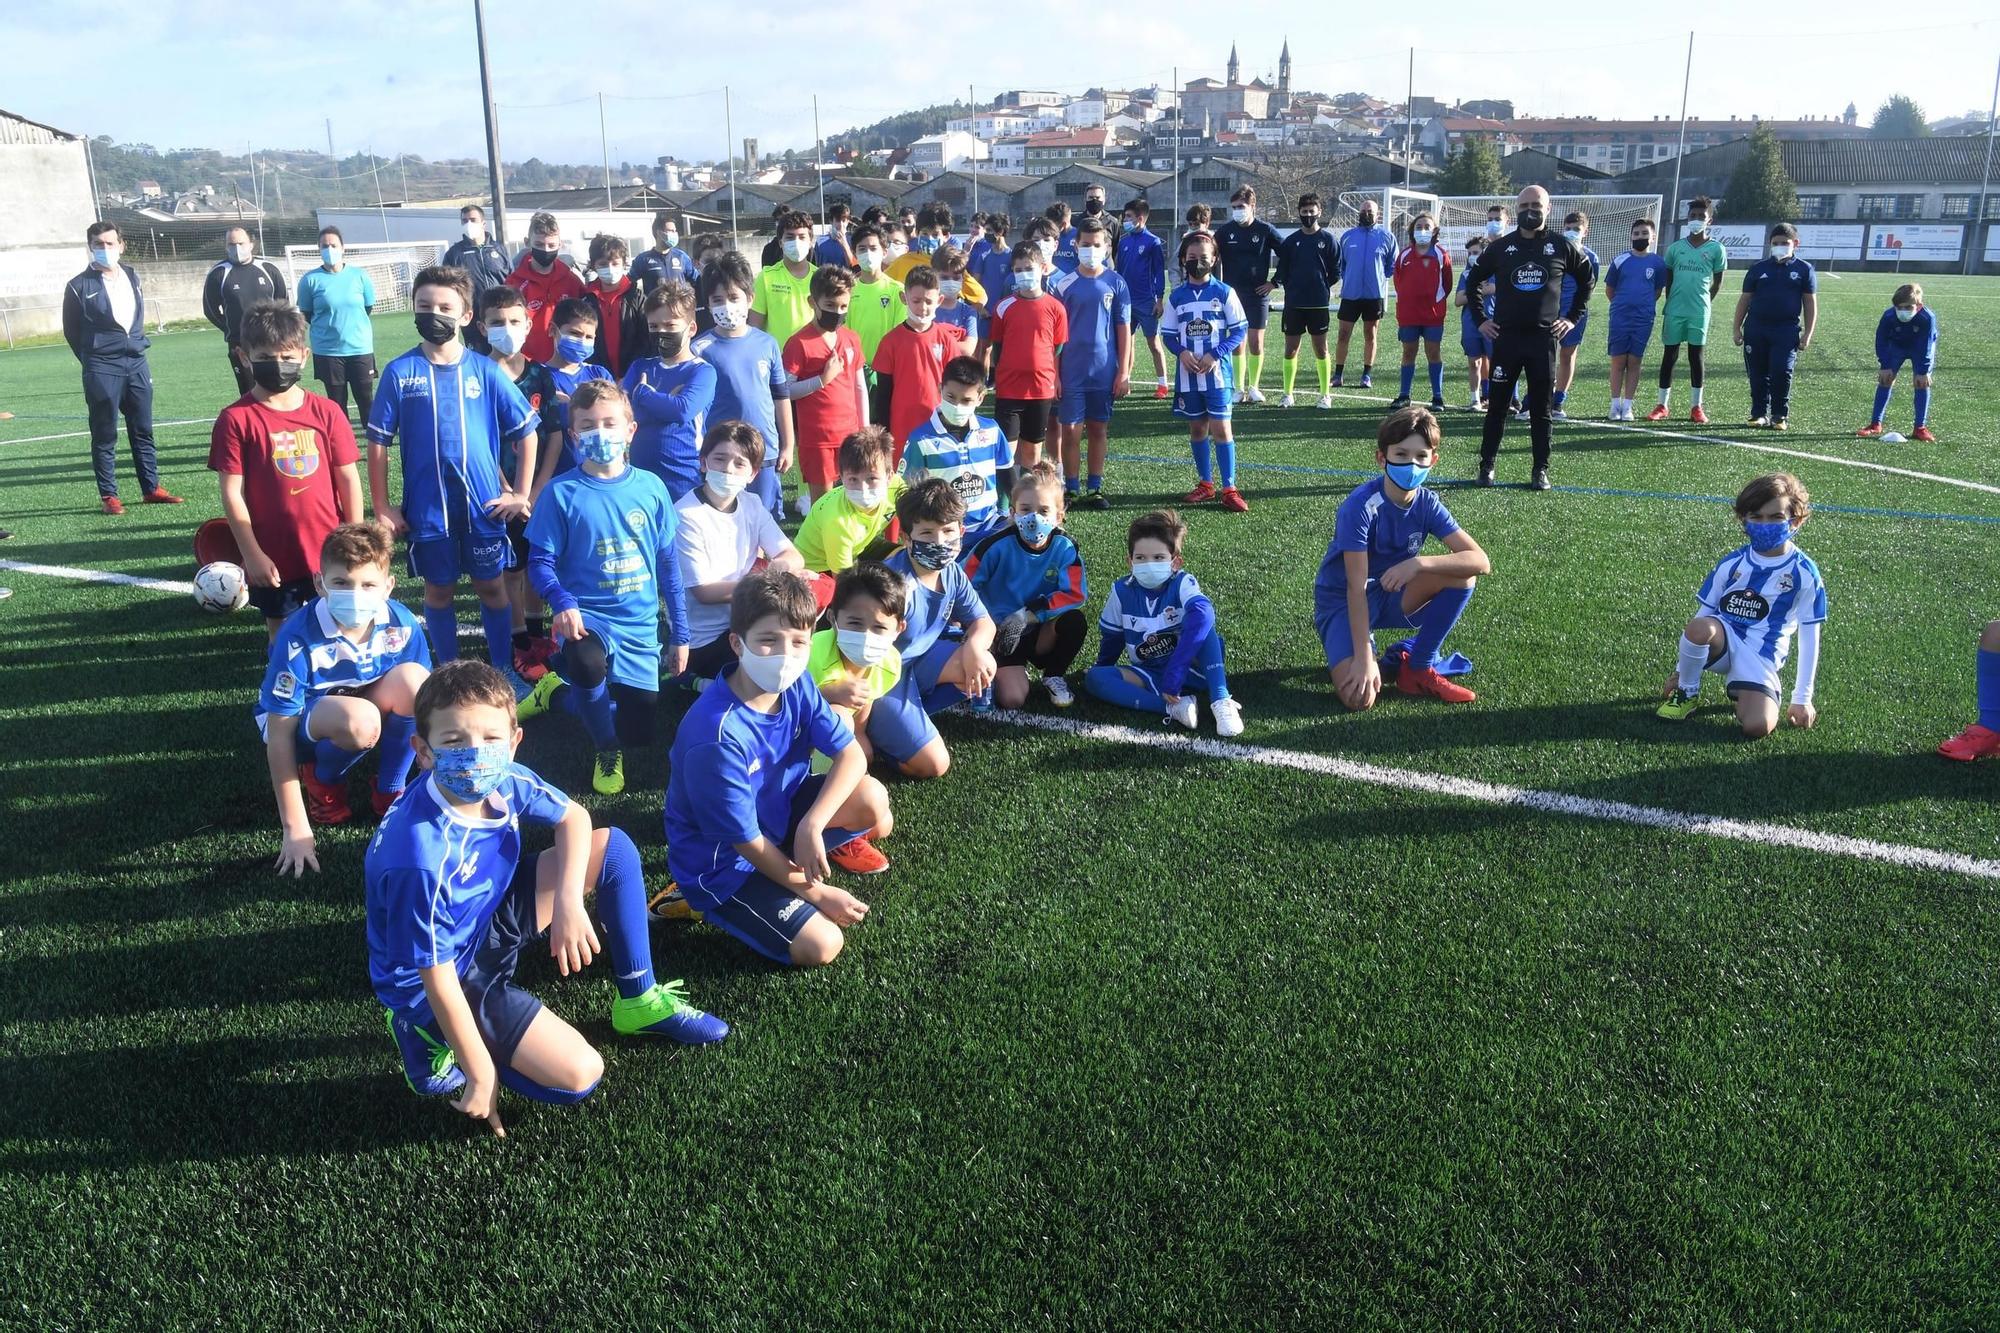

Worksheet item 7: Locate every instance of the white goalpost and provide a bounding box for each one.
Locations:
[283,241,448,312]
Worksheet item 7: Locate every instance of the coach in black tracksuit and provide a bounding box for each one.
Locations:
[1463,185,1593,490]
[202,225,288,395]
[442,203,513,352]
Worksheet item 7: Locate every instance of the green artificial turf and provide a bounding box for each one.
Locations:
[2,274,1998,1328]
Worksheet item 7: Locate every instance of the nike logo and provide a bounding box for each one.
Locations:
[289,485,310,495]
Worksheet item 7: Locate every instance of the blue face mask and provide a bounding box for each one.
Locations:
[1386,461,1431,490]
[576,428,625,466]
[914,235,942,254]
[910,538,960,570]
[91,246,117,268]
[1744,519,1791,550]
[430,740,511,804]
[557,335,594,363]
[324,587,386,629]
[1015,512,1054,544]
[320,246,340,266]
[1131,559,1174,589]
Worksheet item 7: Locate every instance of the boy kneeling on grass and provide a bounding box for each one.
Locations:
[1314,406,1489,710]
[367,661,726,1136]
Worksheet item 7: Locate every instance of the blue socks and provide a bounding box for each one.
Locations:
[597,828,654,1000]
[314,735,366,781]
[481,602,514,671]
[376,711,418,792]
[499,1065,598,1105]
[423,602,458,662]
[1914,386,1930,427]
[1065,477,1080,496]
[1553,389,1567,409]
[1428,361,1445,401]
[1481,378,1491,401]
[561,676,619,749]
[1084,665,1167,714]
[1978,648,2000,731]
[1399,364,1416,398]
[1215,439,1237,488]
[1871,383,1893,424]
[1194,631,1230,700]
[1408,584,1473,669]
[1191,434,1212,483]
[1087,472,1102,492]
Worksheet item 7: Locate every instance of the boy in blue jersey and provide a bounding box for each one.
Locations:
[366,265,539,688]
[1116,200,1169,399]
[1860,282,1940,442]
[1603,217,1670,420]
[1314,407,1490,710]
[1332,199,1398,388]
[367,661,726,1134]
[903,356,1015,547]
[1214,186,1282,402]
[518,382,689,796]
[1163,232,1251,513]
[1730,224,1818,430]
[964,462,1088,710]
[1046,203,1078,275]
[1542,210,1600,421]
[631,210,696,295]
[865,479,999,780]
[1275,193,1339,409]
[623,280,716,498]
[1656,472,1825,738]
[1050,216,1132,510]
[533,298,616,485]
[1454,236,1495,410]
[932,247,980,341]
[971,213,1013,315]
[691,252,798,521]
[261,523,431,874]
[664,570,895,967]
[1086,508,1244,737]
[476,287,561,655]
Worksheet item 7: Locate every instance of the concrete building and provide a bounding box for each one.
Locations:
[990,139,1027,175]
[1506,113,1866,175]
[0,109,100,340]
[1023,128,1124,177]
[897,170,1036,220]
[1418,116,1520,162]
[908,132,988,174]
[945,110,1037,139]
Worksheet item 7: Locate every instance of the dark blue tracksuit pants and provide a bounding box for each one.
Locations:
[1743,321,1802,421]
[83,355,159,499]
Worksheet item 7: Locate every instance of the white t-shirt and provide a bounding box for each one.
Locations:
[103,264,136,331]
[674,488,792,647]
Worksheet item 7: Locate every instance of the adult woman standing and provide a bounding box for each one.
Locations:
[294,226,378,425]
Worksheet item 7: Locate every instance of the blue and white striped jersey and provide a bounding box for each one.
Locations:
[256,598,432,731]
[1160,278,1248,394]
[1695,543,1827,670]
[1099,570,1205,669]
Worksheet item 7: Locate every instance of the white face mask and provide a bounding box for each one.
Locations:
[736,644,809,693]
[856,249,883,273]
[598,265,626,285]
[844,480,886,510]
[1688,217,1709,234]
[228,243,252,263]
[1229,206,1250,223]
[836,628,895,668]
[705,467,748,500]
[938,399,975,428]
[709,301,747,330]
[1770,242,1794,259]
[462,222,482,241]
[905,311,934,331]
[887,242,909,260]
[1131,559,1174,590]
[1411,230,1432,247]
[782,237,810,263]
[1035,238,1056,260]
[939,278,962,298]
[1077,245,1104,269]
[484,324,525,356]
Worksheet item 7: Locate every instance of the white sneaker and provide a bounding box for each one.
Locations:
[1315,394,1333,410]
[1244,386,1266,404]
[1515,407,1531,421]
[1551,408,1569,422]
[1165,695,1198,729]
[1277,393,1295,408]
[1210,697,1244,737]
[793,492,812,518]
[1468,398,1484,412]
[1043,675,1074,708]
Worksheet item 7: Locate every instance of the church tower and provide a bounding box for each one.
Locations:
[1227,43,1240,86]
[1277,39,1292,110]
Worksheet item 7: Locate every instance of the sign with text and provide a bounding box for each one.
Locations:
[1867,225,1963,262]
[1684,223,1864,262]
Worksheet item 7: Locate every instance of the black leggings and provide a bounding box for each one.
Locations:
[993,608,1086,674]
[685,635,738,680]
[1658,343,1705,388]
[554,634,659,750]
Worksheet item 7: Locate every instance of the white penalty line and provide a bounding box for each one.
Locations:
[972,709,2000,882]
[0,560,193,594]
[0,418,213,447]
[1320,390,2000,497]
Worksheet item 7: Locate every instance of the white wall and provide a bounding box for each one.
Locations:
[0,140,99,340]
[316,207,658,265]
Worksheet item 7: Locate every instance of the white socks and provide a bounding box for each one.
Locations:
[1658,386,1671,408]
[1691,385,1705,406]
[1676,635,1709,693]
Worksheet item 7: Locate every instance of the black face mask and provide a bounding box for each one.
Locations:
[1299,213,1322,229]
[655,330,686,359]
[531,247,559,268]
[250,357,303,392]
[414,312,460,345]
[815,309,844,332]
[1632,236,1651,251]
[1185,258,1213,279]
[1519,207,1545,231]
[1358,214,1376,229]
[1083,199,1103,215]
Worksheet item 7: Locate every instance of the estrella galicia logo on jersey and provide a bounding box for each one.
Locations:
[1186,318,1214,338]
[464,377,482,400]
[949,472,985,503]
[1720,589,1771,622]
[1512,264,1546,292]
[270,428,321,479]
[624,507,648,534]
[1135,630,1180,663]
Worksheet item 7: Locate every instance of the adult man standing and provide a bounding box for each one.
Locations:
[633,209,698,292]
[61,223,182,514]
[1464,185,1594,491]
[443,203,512,352]
[202,225,288,395]
[1331,198,1397,389]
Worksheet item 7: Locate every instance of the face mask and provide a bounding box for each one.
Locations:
[659,231,679,248]
[914,235,942,254]
[782,237,810,263]
[319,246,340,266]
[1770,243,1794,260]
[1122,219,1139,234]
[430,740,511,804]
[1519,208,1545,231]
[910,538,960,570]
[1688,217,1709,234]
[888,242,909,260]
[485,324,525,356]
[414,312,460,345]
[1563,229,1582,245]
[1411,229,1432,246]
[1036,238,1056,260]
[1895,306,1918,323]
[844,480,885,510]
[1185,258,1213,280]
[597,265,626,286]
[1300,214,1321,229]
[576,428,626,466]
[556,334,594,362]
[1084,199,1104,216]
[736,645,808,693]
[1077,246,1104,269]
[1014,270,1041,295]
[709,301,747,331]
[462,222,481,240]
[1485,220,1503,236]
[1131,559,1174,590]
[1014,512,1054,544]
[325,587,386,629]
[815,308,845,332]
[857,249,883,273]
[655,329,686,357]
[1744,519,1791,550]
[1358,215,1376,229]
[836,628,895,668]
[1386,461,1431,490]
[250,357,303,392]
[228,243,252,263]
[705,467,747,500]
[906,311,934,331]
[531,246,560,268]
[1632,236,1651,251]
[1229,206,1250,223]
[939,278,963,298]
[938,400,975,428]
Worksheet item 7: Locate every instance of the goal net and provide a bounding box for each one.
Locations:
[283,241,448,313]
[1332,187,1440,241]
[1430,194,1664,257]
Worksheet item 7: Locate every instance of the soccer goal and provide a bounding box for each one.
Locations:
[1429,195,1665,256]
[282,241,448,313]
[1332,187,1440,240]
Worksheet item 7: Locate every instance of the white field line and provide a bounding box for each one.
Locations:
[973,709,2000,882]
[0,418,213,447]
[0,560,193,594]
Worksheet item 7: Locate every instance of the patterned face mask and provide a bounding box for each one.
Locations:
[429,740,510,803]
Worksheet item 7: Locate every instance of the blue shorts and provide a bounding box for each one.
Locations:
[865,637,964,763]
[1880,354,1932,376]
[409,530,509,585]
[1314,584,1418,669]
[1174,385,1234,421]
[1230,284,1269,331]
[1559,311,1590,349]
[1398,323,1444,344]
[1606,316,1654,358]
[1460,325,1492,359]
[702,777,864,965]
[1058,382,1115,425]
[1133,304,1160,338]
[388,859,545,1089]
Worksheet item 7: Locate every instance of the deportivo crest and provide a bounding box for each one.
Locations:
[463,377,482,400]
[270,427,322,479]
[1543,243,1555,255]
[382,627,410,652]
[625,507,649,533]
[1102,292,1115,311]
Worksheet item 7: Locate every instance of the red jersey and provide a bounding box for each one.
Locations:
[988,292,1068,400]
[872,320,968,448]
[207,391,359,582]
[506,257,587,362]
[1392,246,1453,327]
[782,325,866,458]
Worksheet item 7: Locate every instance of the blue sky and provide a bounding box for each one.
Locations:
[9,1,1997,167]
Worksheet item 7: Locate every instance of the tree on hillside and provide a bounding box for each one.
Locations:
[1723,123,1798,221]
[1432,137,1507,197]
[1870,95,1929,139]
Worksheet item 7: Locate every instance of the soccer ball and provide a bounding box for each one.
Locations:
[193,561,249,613]
[1880,431,1907,443]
